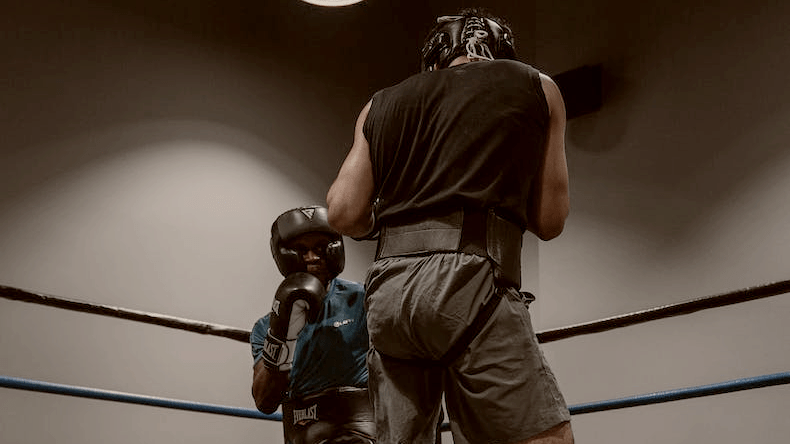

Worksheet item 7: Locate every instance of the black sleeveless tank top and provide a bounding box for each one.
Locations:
[363,59,550,230]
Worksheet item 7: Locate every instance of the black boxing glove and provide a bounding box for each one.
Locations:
[261,272,325,371]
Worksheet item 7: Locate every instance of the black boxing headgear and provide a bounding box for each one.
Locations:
[421,11,516,71]
[270,206,345,279]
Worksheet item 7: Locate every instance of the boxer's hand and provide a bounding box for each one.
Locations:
[261,272,325,371]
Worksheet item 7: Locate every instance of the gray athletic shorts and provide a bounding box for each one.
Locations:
[365,253,570,444]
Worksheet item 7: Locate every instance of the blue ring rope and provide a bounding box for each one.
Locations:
[0,375,280,421]
[3,372,788,424]
[568,371,790,415]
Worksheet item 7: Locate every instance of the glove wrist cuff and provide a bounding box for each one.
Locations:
[261,331,295,371]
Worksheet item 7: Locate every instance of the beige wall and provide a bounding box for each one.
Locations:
[1,1,788,443]
[0,2,374,442]
[532,0,790,442]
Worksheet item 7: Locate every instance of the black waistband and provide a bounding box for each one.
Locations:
[282,387,374,443]
[375,208,523,288]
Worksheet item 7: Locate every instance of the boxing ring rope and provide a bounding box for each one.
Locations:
[535,278,790,343]
[0,374,281,421]
[0,285,250,343]
[3,279,789,345]
[2,372,789,420]
[2,279,789,427]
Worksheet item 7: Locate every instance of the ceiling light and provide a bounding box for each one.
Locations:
[301,0,364,6]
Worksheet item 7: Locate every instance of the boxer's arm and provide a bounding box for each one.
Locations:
[261,273,325,371]
[327,100,376,238]
[251,359,289,414]
[526,74,570,241]
[251,322,288,413]
[251,273,325,413]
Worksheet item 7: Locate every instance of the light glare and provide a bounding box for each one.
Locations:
[301,0,363,6]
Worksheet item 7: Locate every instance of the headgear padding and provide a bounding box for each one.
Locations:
[421,12,516,71]
[270,206,345,278]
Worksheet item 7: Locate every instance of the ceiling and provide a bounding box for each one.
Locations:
[109,0,538,102]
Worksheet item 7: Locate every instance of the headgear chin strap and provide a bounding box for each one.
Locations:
[421,13,516,71]
[270,206,345,279]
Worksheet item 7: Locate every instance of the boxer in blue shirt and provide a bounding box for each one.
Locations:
[251,206,373,444]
